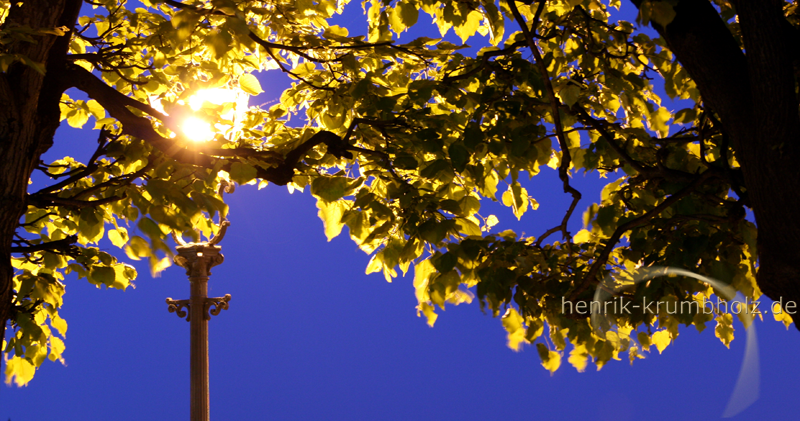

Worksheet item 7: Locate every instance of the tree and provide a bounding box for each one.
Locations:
[1,0,797,384]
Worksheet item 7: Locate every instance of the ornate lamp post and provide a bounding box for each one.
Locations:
[166,183,234,421]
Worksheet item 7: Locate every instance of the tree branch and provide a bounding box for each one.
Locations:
[507,0,582,245]
[568,168,719,301]
[28,193,126,209]
[10,235,78,254]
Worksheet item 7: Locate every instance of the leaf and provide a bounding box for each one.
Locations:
[50,315,68,337]
[418,302,438,327]
[501,184,528,220]
[715,313,734,348]
[389,1,418,34]
[559,84,581,107]
[673,108,697,124]
[413,260,435,305]
[651,330,671,354]
[317,200,348,241]
[773,307,794,329]
[108,228,128,248]
[78,208,104,244]
[89,266,116,286]
[48,336,66,363]
[5,356,35,387]
[536,343,562,374]
[455,217,481,236]
[66,108,89,128]
[483,215,499,232]
[650,1,677,27]
[448,143,469,173]
[502,308,528,351]
[239,73,263,95]
[568,345,589,372]
[454,10,482,43]
[311,176,349,202]
[85,99,105,119]
[648,106,672,138]
[229,162,257,184]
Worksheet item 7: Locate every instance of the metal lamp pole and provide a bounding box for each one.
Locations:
[166,184,234,421]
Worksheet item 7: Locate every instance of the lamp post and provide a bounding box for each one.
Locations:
[166,182,234,421]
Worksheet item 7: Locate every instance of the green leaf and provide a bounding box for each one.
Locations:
[389,2,418,34]
[311,176,349,202]
[559,84,581,107]
[89,266,116,286]
[420,159,451,180]
[448,143,469,173]
[650,1,677,27]
[229,162,257,184]
[78,208,104,244]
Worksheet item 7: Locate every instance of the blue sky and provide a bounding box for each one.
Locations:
[4,1,800,420]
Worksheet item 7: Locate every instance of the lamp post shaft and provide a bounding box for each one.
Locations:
[190,270,210,421]
[167,243,230,421]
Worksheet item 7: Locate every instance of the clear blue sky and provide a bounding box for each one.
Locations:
[4,2,800,420]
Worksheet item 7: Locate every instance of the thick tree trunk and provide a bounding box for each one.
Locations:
[630,0,800,323]
[0,0,82,365]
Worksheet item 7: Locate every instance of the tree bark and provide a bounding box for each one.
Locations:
[0,0,82,363]
[629,0,800,324]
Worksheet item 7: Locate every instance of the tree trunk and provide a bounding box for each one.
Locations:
[630,0,800,323]
[0,0,82,365]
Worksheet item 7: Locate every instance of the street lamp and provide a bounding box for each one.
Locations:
[162,84,248,421]
[166,181,235,421]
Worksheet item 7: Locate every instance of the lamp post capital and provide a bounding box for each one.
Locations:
[174,244,224,280]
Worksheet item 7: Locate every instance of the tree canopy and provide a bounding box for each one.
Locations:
[2,0,799,385]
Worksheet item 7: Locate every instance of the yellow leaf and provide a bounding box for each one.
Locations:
[149,256,172,277]
[51,314,68,337]
[773,307,794,329]
[454,10,482,43]
[501,189,513,207]
[365,253,382,274]
[66,108,89,128]
[502,308,528,351]
[651,330,671,354]
[5,356,35,387]
[573,229,592,243]
[48,336,66,363]
[417,302,438,327]
[536,343,562,374]
[86,99,105,119]
[316,200,348,241]
[547,152,560,169]
[239,73,263,96]
[648,106,671,138]
[568,344,588,372]
[715,313,735,348]
[483,215,499,232]
[108,228,128,248]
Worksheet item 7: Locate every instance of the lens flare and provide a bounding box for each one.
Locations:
[590,267,760,418]
[182,116,214,142]
[149,87,249,142]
